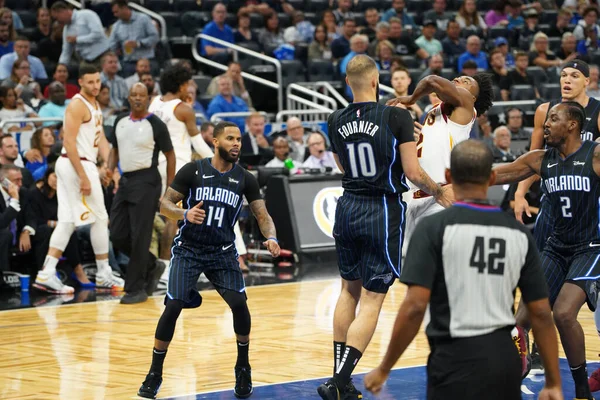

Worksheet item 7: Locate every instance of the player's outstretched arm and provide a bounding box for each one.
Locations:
[249,199,280,258]
[493,150,546,185]
[175,103,214,159]
[160,187,186,221]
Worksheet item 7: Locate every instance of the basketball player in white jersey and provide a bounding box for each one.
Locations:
[34,64,124,293]
[388,73,495,249]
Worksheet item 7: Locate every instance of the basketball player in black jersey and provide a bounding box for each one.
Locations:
[137,121,280,400]
[317,54,453,400]
[494,102,600,400]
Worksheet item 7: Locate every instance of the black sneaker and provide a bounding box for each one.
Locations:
[530,343,544,375]
[342,379,363,399]
[137,372,162,399]
[317,378,341,400]
[146,260,166,296]
[234,366,253,398]
[120,291,148,305]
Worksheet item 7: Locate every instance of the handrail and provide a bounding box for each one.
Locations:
[0,117,63,129]
[286,94,334,112]
[129,2,167,42]
[379,84,395,94]
[492,100,537,107]
[194,55,278,90]
[286,84,337,110]
[192,34,283,111]
[276,109,332,122]
[209,111,269,123]
[313,81,349,107]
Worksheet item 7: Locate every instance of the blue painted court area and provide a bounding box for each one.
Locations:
[162,359,600,399]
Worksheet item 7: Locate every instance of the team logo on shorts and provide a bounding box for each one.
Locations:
[80,211,90,221]
[312,187,344,238]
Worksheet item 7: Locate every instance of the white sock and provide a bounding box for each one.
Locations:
[43,256,59,274]
[96,259,111,274]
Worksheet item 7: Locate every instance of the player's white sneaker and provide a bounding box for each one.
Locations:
[96,269,125,291]
[33,270,75,294]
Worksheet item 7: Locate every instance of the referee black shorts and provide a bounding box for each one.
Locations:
[427,327,521,400]
[332,192,406,294]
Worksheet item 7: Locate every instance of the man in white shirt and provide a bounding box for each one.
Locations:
[302,132,341,173]
[265,137,290,168]
[286,117,308,162]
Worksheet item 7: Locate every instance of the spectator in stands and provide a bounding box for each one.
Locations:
[207,61,253,108]
[242,113,272,161]
[302,132,341,173]
[140,72,157,100]
[488,48,509,86]
[0,8,15,42]
[415,20,443,59]
[0,86,39,134]
[461,60,479,76]
[259,11,285,50]
[38,83,68,127]
[529,31,563,69]
[367,21,389,57]
[501,51,540,100]
[286,117,308,162]
[380,67,423,121]
[97,83,116,120]
[442,20,466,60]
[265,137,289,168]
[309,25,333,60]
[494,37,515,68]
[574,6,600,41]
[424,0,450,31]
[587,65,600,98]
[331,18,356,60]
[109,0,159,77]
[1,59,44,108]
[388,18,427,59]
[43,64,78,100]
[0,37,46,81]
[548,9,573,38]
[200,3,234,64]
[0,135,34,188]
[485,0,510,27]
[458,36,489,72]
[576,25,600,56]
[124,58,158,93]
[0,22,12,58]
[238,0,294,16]
[200,122,215,152]
[456,0,488,33]
[25,127,54,181]
[0,0,22,30]
[382,0,415,30]
[206,75,249,132]
[100,52,128,110]
[321,10,340,42]
[340,35,373,98]
[557,32,581,62]
[507,0,525,29]
[359,8,380,43]
[184,81,207,124]
[491,125,518,162]
[30,8,51,43]
[506,107,529,138]
[234,12,258,44]
[35,21,63,64]
[52,1,110,68]
[418,54,444,81]
[284,11,315,45]
[376,40,394,71]
[0,164,19,270]
[333,0,354,26]
[520,8,541,39]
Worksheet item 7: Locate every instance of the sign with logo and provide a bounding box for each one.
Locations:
[312,187,344,238]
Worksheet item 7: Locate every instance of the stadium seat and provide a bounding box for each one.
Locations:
[407,0,429,13]
[489,26,509,39]
[305,12,320,26]
[227,0,245,13]
[306,0,330,13]
[548,37,561,53]
[379,70,391,86]
[355,0,380,11]
[525,66,548,85]
[202,0,222,12]
[181,12,209,36]
[540,83,560,100]
[174,0,202,12]
[441,68,457,81]
[250,13,264,29]
[20,27,37,41]
[408,68,421,83]
[589,51,600,66]
[400,55,421,68]
[278,13,291,29]
[510,85,536,101]
[5,0,34,10]
[286,0,306,10]
[492,85,502,102]
[460,27,484,38]
[193,75,213,94]
[308,59,336,82]
[295,43,309,63]
[281,59,306,86]
[263,43,279,57]
[16,11,36,28]
[144,0,172,12]
[162,12,182,37]
[540,10,558,26]
[226,13,238,28]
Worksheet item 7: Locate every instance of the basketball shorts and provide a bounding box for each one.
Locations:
[159,157,188,196]
[541,237,600,309]
[333,192,406,294]
[427,327,521,400]
[403,195,444,256]
[166,241,245,307]
[55,156,108,227]
[533,197,553,252]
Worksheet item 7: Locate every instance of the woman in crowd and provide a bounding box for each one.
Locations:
[308,24,333,60]
[0,86,39,133]
[1,59,44,107]
[26,127,55,182]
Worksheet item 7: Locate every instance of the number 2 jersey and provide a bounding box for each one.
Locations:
[170,158,261,246]
[328,102,415,195]
[541,140,600,245]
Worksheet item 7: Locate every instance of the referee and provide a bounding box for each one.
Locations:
[108,83,175,304]
[364,140,562,400]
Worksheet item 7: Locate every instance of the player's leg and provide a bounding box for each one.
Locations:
[138,245,202,399]
[333,278,362,373]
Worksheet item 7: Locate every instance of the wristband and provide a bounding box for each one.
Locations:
[267,237,278,243]
[184,209,189,221]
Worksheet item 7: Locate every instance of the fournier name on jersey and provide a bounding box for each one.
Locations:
[337,112,381,139]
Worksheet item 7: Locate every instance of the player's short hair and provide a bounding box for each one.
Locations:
[346,54,378,90]
[159,63,192,95]
[214,121,240,137]
[79,63,100,79]
[472,72,494,116]
[200,121,215,132]
[450,140,494,185]
[561,101,586,132]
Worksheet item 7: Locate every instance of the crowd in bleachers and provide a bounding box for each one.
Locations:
[1,0,600,287]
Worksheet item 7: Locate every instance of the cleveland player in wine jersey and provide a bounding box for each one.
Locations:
[317,55,452,400]
[387,73,495,254]
[494,102,600,399]
[33,64,124,293]
[138,122,280,400]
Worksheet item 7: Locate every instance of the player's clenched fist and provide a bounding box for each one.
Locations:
[185,201,205,224]
[263,238,280,258]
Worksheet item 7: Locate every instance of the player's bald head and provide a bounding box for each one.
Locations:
[449,140,494,185]
[346,54,379,92]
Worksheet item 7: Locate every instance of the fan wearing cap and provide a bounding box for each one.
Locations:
[494,37,515,68]
[414,20,442,58]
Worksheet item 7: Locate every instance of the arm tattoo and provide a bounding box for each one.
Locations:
[160,187,186,221]
[249,200,277,239]
[412,165,442,197]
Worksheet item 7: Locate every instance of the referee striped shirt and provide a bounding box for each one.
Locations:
[401,201,548,339]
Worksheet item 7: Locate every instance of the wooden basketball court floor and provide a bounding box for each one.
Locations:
[1,278,600,399]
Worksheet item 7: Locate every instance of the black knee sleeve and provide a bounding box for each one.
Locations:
[155,299,184,342]
[220,289,251,336]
